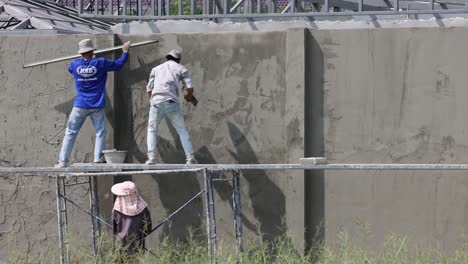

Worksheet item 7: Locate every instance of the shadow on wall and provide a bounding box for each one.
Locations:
[304,30,325,251]
[153,120,204,241]
[146,121,287,242]
[197,123,287,241]
[113,51,205,241]
[227,122,286,241]
[113,47,286,242]
[114,54,163,163]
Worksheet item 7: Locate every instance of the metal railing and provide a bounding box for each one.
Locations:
[3,161,468,263]
[68,0,468,20]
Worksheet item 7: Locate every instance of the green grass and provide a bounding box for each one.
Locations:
[4,231,468,263]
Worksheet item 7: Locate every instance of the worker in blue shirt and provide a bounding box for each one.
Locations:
[55,39,130,168]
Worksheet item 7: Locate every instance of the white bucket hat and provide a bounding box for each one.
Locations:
[78,38,96,54]
[167,49,182,59]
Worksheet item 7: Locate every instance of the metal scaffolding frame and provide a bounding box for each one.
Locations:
[71,0,468,20]
[34,166,243,264]
[0,0,114,33]
[2,162,468,263]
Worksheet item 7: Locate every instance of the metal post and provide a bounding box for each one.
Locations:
[290,0,295,13]
[138,0,142,15]
[324,0,328,12]
[267,0,275,13]
[88,176,101,256]
[78,0,82,13]
[56,176,65,264]
[191,0,195,14]
[203,169,213,259]
[256,0,260,13]
[232,170,243,254]
[178,0,182,15]
[55,176,70,264]
[394,0,399,11]
[158,0,162,15]
[165,0,170,16]
[208,170,218,261]
[123,0,127,15]
[61,177,70,264]
[151,0,155,15]
[243,0,248,14]
[110,0,114,15]
[359,0,363,12]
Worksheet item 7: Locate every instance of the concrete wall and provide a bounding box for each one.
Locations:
[0,34,116,259]
[1,26,468,260]
[112,30,306,248]
[306,27,468,253]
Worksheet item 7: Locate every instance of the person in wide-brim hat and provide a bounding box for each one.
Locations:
[112,181,152,263]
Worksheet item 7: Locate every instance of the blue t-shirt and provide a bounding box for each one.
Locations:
[68,52,128,109]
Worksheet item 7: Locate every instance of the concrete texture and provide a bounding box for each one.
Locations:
[306,27,468,253]
[0,34,116,259]
[1,25,468,261]
[112,30,305,248]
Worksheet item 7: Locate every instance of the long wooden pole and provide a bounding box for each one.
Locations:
[23,39,159,68]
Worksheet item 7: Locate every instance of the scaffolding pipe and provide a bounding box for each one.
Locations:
[61,194,112,229]
[7,163,468,175]
[148,189,205,235]
[66,168,204,177]
[55,176,66,264]
[23,39,159,68]
[204,169,213,260]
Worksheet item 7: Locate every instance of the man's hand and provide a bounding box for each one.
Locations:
[122,41,130,53]
[147,91,152,98]
[184,88,194,102]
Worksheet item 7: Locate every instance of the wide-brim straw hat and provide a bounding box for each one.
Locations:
[78,38,96,54]
[111,181,137,196]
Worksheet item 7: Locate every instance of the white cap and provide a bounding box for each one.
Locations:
[167,49,182,59]
[78,39,96,54]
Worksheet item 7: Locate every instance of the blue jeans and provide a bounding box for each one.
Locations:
[59,107,106,163]
[147,101,194,161]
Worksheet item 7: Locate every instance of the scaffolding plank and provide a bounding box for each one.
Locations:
[4,163,468,175]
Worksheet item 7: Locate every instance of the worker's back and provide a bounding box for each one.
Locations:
[148,60,192,105]
[68,54,128,109]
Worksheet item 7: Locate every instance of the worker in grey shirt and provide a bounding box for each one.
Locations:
[145,49,196,164]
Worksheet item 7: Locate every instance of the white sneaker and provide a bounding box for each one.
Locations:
[54,161,69,168]
[186,157,197,165]
[145,159,157,165]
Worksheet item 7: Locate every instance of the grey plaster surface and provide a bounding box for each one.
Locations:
[1,25,468,261]
[307,27,468,252]
[112,30,306,248]
[0,34,116,259]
